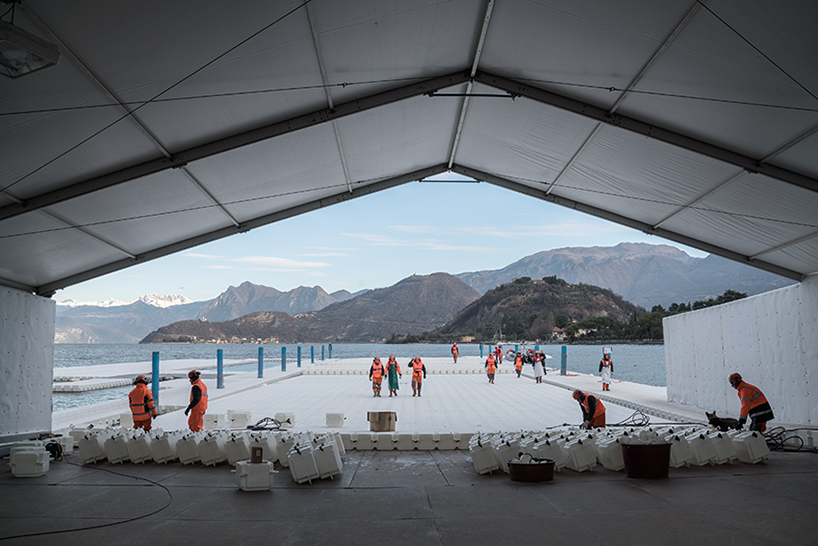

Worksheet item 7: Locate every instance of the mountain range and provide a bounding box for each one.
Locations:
[140,273,481,343]
[55,243,795,343]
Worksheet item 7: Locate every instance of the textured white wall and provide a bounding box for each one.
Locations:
[0,287,55,438]
[665,274,818,425]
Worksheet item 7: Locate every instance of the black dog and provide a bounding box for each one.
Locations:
[705,411,740,432]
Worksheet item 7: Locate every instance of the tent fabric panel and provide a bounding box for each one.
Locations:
[44,169,228,255]
[769,131,818,181]
[553,125,740,225]
[615,3,818,160]
[312,0,479,106]
[336,91,463,183]
[765,239,818,277]
[0,213,122,287]
[453,84,600,183]
[479,0,693,110]
[189,124,349,222]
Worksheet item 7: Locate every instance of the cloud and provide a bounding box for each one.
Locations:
[185,252,225,259]
[203,265,234,270]
[235,256,330,268]
[300,252,350,257]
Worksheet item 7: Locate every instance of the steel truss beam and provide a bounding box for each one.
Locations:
[32,165,448,296]
[474,72,818,196]
[451,164,804,282]
[0,72,470,223]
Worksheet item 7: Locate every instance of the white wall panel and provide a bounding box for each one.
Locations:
[666,275,818,425]
[0,287,55,439]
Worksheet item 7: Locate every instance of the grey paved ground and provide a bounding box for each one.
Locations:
[1,449,816,545]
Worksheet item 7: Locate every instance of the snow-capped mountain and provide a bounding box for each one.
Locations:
[57,294,193,308]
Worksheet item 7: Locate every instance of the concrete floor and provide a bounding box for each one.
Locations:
[2,448,816,546]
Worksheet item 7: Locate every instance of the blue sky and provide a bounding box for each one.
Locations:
[55,175,707,304]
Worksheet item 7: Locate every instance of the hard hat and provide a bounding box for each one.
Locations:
[572,389,583,400]
[188,370,200,380]
[728,373,742,387]
[134,374,148,385]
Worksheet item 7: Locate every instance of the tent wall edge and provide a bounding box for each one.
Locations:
[0,71,471,222]
[452,164,804,283]
[34,164,448,296]
[474,72,818,195]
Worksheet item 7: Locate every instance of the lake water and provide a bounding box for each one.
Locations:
[53,343,665,411]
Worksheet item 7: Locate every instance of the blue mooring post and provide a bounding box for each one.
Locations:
[217,349,224,389]
[258,347,264,378]
[515,344,519,354]
[281,346,287,372]
[321,345,325,361]
[535,344,539,352]
[480,344,483,358]
[151,352,160,405]
[297,346,302,368]
[311,346,315,363]
[561,345,567,376]
[329,344,332,359]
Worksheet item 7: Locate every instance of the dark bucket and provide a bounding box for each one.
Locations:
[621,443,671,479]
[508,458,555,482]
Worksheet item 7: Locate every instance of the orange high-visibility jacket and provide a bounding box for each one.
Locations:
[385,358,401,375]
[485,355,496,373]
[190,378,208,411]
[736,381,769,418]
[451,345,458,356]
[370,360,384,379]
[580,394,606,421]
[411,359,425,380]
[515,355,523,370]
[129,383,156,420]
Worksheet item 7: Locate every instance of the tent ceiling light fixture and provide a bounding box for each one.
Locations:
[0,21,59,78]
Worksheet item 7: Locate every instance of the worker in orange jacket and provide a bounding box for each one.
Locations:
[729,373,774,432]
[451,342,459,363]
[514,352,524,378]
[409,356,427,397]
[128,374,157,431]
[369,357,385,397]
[184,370,208,432]
[485,353,496,384]
[385,355,402,397]
[573,389,606,429]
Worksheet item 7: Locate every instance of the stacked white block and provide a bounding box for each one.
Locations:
[177,432,204,465]
[126,430,153,464]
[288,443,320,484]
[275,433,296,467]
[249,433,278,463]
[78,432,108,464]
[313,439,343,479]
[9,446,49,477]
[204,414,225,430]
[326,413,344,427]
[731,431,770,463]
[225,433,251,465]
[228,411,251,429]
[469,435,500,475]
[707,431,737,464]
[235,460,275,491]
[686,432,718,466]
[104,433,131,464]
[665,434,694,468]
[150,431,180,463]
[198,433,227,466]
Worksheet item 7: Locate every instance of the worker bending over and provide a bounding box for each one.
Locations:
[729,373,774,432]
[128,374,157,431]
[573,389,606,429]
[410,356,427,397]
[184,370,208,432]
[369,357,385,397]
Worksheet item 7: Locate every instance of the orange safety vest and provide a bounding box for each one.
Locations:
[452,345,458,355]
[370,361,384,378]
[190,378,208,411]
[486,355,496,373]
[412,359,424,380]
[515,355,523,370]
[581,395,606,420]
[736,381,769,418]
[129,383,156,419]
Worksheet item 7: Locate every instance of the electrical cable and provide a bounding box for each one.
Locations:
[764,426,818,453]
[246,416,285,431]
[0,452,173,542]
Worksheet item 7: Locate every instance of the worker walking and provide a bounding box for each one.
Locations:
[485,353,496,384]
[369,357,385,397]
[385,355,402,397]
[184,370,208,432]
[729,373,774,432]
[573,389,606,429]
[451,342,459,363]
[514,352,523,378]
[128,374,157,431]
[599,351,613,391]
[410,356,427,397]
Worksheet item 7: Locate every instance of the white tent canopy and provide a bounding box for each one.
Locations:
[1,0,817,296]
